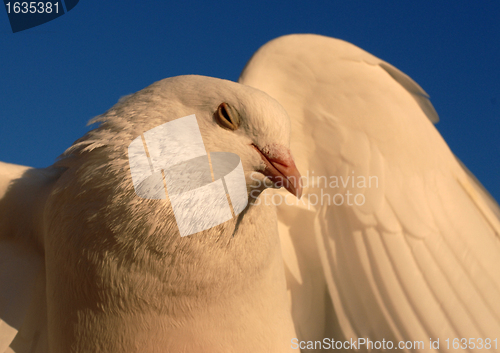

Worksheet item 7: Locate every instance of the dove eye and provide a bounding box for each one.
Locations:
[215,102,240,131]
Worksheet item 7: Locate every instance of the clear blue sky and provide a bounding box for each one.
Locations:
[1,1,499,201]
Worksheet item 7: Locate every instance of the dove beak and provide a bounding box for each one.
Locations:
[252,144,303,199]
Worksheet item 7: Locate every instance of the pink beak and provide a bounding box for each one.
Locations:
[252,144,302,199]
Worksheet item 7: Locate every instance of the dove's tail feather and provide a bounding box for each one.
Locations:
[0,161,63,353]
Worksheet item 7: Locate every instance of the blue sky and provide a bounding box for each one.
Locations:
[1,1,499,201]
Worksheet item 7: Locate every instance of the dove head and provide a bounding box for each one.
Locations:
[84,75,301,199]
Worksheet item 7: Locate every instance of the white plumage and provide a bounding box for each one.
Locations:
[1,34,499,352]
[240,34,500,352]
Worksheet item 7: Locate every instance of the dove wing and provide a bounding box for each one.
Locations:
[240,34,500,351]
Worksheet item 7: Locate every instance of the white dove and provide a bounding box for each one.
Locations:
[0,75,302,352]
[1,34,500,353]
